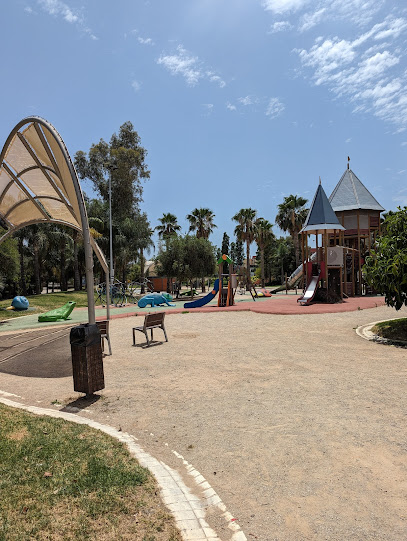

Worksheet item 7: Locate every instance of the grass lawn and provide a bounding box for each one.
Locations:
[0,404,181,541]
[372,318,407,342]
[0,291,92,321]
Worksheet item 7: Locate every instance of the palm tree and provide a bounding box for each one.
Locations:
[275,195,308,266]
[232,208,257,289]
[254,218,274,287]
[186,208,216,239]
[155,213,181,245]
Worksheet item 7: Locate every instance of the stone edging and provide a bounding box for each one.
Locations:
[0,395,247,541]
[355,319,407,347]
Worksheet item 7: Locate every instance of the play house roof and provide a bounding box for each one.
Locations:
[217,254,233,265]
[329,167,384,212]
[301,181,345,233]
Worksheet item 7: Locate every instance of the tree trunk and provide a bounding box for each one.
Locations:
[73,232,80,291]
[18,238,27,296]
[260,247,265,288]
[246,240,251,290]
[293,231,300,267]
[60,239,67,291]
[140,247,145,294]
[201,275,205,293]
[33,242,41,295]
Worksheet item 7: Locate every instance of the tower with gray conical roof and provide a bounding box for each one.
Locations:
[329,161,385,295]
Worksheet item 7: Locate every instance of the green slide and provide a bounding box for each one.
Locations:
[38,301,76,322]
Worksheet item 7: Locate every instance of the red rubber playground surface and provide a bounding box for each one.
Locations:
[103,294,386,321]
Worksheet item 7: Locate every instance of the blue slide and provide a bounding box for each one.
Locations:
[183,279,220,308]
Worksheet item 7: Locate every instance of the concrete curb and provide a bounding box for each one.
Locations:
[356,318,407,347]
[0,395,246,541]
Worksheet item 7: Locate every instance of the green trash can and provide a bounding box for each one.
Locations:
[70,324,104,394]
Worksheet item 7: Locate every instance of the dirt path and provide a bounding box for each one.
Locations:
[1,304,406,540]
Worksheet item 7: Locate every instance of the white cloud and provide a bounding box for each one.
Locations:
[157,46,202,86]
[345,138,352,143]
[266,97,285,118]
[157,45,225,88]
[25,6,34,13]
[138,36,154,45]
[299,8,326,32]
[269,21,293,33]
[37,0,97,39]
[207,72,226,88]
[398,169,406,174]
[401,142,407,146]
[295,16,407,128]
[262,0,308,14]
[131,80,141,92]
[238,96,253,106]
[226,103,237,111]
[264,0,386,34]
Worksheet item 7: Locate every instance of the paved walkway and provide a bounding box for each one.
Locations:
[0,293,386,333]
[1,300,406,540]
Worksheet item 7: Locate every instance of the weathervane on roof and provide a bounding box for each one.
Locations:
[347,156,350,170]
[319,176,321,185]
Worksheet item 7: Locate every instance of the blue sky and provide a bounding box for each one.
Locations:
[1,0,407,253]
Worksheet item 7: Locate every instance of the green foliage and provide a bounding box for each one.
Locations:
[232,208,257,285]
[221,232,230,256]
[155,213,181,241]
[0,228,19,298]
[155,235,216,284]
[372,318,407,341]
[235,239,244,266]
[75,122,150,222]
[186,208,216,239]
[275,195,308,266]
[364,207,407,310]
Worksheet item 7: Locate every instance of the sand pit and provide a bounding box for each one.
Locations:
[1,304,407,540]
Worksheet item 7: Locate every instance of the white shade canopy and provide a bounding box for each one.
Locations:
[0,116,107,272]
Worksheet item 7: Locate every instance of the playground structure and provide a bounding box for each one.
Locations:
[138,292,175,308]
[329,164,384,296]
[299,162,384,305]
[217,254,237,307]
[183,254,237,309]
[38,301,76,322]
[299,180,346,305]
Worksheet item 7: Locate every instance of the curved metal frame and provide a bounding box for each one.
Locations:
[0,116,109,323]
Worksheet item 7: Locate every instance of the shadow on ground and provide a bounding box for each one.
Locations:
[0,328,72,378]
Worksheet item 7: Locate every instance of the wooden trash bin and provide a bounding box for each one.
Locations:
[70,324,105,394]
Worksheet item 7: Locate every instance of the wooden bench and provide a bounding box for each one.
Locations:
[132,313,168,347]
[96,320,112,356]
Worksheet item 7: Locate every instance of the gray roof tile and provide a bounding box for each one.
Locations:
[329,168,384,212]
[301,182,345,233]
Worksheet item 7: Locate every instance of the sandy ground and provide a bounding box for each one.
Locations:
[1,303,407,540]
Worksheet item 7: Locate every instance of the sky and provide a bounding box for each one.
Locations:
[1,0,407,255]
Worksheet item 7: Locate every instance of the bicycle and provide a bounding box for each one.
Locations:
[95,279,128,307]
[127,278,154,302]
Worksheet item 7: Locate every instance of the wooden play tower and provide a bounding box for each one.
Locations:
[299,180,346,304]
[217,254,237,307]
[299,160,385,304]
[329,159,384,296]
